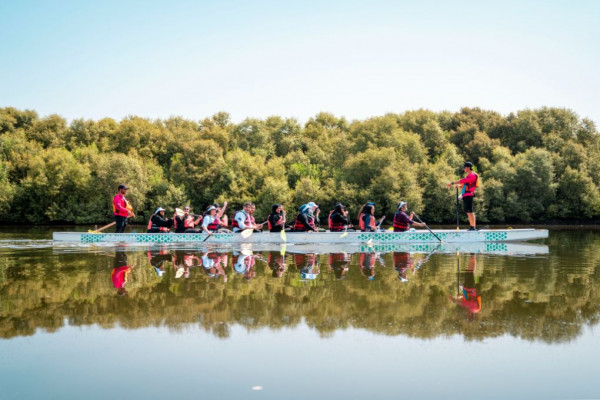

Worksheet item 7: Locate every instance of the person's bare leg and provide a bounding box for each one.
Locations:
[467,213,476,228]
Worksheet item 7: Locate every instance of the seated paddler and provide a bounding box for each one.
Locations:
[393,201,426,232]
[358,202,378,232]
[267,204,286,232]
[147,207,173,233]
[328,202,351,232]
[293,202,319,232]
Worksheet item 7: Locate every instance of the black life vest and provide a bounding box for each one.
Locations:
[293,213,316,231]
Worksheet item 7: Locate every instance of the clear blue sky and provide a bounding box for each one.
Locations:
[1,0,598,124]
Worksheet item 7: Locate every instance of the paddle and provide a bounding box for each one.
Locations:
[414,243,441,270]
[456,187,460,230]
[413,213,443,243]
[88,221,116,233]
[279,212,287,242]
[240,220,267,239]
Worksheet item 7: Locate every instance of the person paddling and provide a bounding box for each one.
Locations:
[213,201,229,230]
[201,205,220,236]
[147,207,173,233]
[293,202,319,232]
[232,202,261,233]
[358,202,378,232]
[447,161,479,230]
[328,203,351,232]
[393,201,426,232]
[175,206,202,233]
[113,184,135,233]
[267,204,286,232]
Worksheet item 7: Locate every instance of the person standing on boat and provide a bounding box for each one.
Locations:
[267,204,286,232]
[113,184,135,233]
[293,202,319,232]
[232,202,261,232]
[328,203,351,232]
[447,161,479,230]
[147,207,173,233]
[393,201,426,232]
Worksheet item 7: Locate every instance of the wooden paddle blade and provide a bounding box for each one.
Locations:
[241,229,254,239]
[90,221,116,233]
[340,232,348,238]
[280,229,287,242]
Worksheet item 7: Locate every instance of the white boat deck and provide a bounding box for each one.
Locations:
[53,228,549,245]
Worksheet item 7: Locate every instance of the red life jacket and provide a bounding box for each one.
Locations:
[359,253,377,268]
[293,213,316,231]
[359,213,375,231]
[232,210,253,230]
[463,172,479,196]
[392,211,410,232]
[328,212,346,232]
[268,214,284,230]
[207,216,221,231]
[112,194,132,217]
[147,216,170,232]
[184,215,199,229]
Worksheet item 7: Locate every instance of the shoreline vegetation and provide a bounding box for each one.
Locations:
[1,106,599,225]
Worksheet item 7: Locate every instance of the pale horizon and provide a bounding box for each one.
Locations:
[1,0,598,125]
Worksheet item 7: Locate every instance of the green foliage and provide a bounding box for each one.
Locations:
[0,106,598,224]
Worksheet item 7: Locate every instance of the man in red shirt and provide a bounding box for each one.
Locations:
[447,162,479,231]
[113,184,135,233]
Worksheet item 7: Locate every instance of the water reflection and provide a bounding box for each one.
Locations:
[1,231,600,344]
[111,246,132,296]
[451,254,482,318]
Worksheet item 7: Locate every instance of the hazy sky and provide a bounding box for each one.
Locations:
[1,0,598,124]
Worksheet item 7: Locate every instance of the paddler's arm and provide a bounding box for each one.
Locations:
[217,201,228,218]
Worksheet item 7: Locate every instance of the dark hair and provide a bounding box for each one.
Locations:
[272,204,282,213]
[464,161,474,169]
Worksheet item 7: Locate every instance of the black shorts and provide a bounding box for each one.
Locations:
[463,196,474,213]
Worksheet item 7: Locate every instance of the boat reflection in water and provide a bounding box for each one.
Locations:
[9,236,600,345]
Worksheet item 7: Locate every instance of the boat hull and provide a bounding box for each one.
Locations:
[52,229,548,244]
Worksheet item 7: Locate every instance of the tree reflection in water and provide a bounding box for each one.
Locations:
[1,232,599,343]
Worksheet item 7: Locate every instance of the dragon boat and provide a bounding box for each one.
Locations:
[53,228,548,245]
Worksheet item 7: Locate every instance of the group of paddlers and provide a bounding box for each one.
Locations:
[112,162,479,234]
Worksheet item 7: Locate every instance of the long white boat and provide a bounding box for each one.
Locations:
[52,228,548,245]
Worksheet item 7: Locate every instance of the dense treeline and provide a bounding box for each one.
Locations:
[0,106,598,224]
[1,233,599,341]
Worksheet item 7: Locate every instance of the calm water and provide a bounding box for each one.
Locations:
[1,228,599,399]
